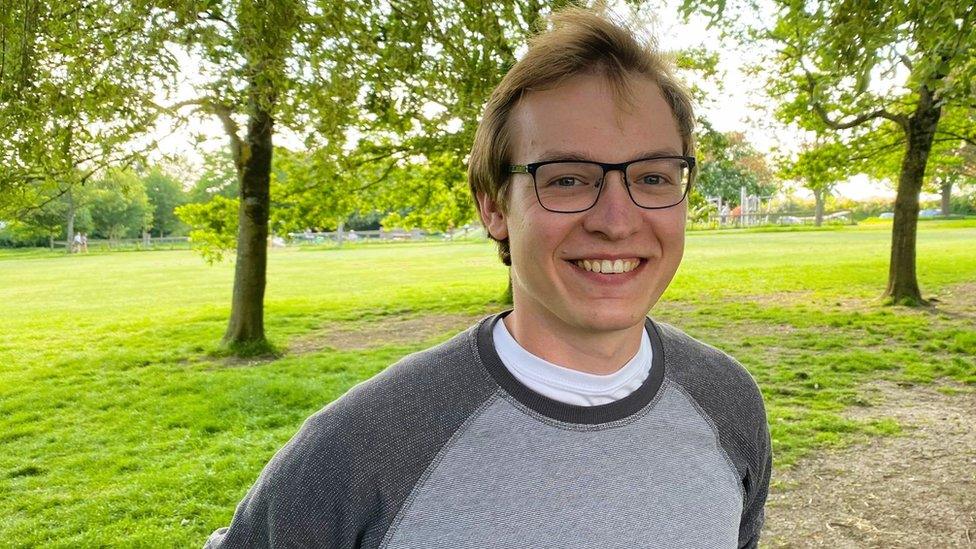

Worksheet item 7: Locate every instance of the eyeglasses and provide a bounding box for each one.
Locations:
[507,155,696,213]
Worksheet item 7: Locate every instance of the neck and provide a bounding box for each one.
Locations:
[503,308,644,376]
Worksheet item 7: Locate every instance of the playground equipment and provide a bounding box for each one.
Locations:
[706,187,770,227]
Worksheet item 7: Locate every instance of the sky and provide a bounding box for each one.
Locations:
[150,1,907,202]
[646,2,904,201]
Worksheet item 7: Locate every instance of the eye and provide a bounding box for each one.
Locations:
[633,173,671,186]
[546,176,589,188]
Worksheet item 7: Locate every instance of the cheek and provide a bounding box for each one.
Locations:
[650,215,685,301]
[648,212,686,255]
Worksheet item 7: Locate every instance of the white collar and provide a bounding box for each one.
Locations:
[492,318,652,405]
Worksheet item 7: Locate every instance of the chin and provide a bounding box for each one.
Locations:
[569,306,649,332]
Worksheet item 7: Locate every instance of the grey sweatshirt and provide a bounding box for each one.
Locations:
[205,311,771,548]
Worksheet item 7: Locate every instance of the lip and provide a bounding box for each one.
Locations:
[566,254,646,261]
[565,258,646,285]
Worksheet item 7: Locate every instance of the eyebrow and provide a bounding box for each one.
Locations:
[535,149,683,163]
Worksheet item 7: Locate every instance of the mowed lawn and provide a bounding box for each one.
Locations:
[2,221,974,546]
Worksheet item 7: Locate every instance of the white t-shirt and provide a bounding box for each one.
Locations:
[492,318,652,407]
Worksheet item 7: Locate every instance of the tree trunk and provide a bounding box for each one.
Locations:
[885,88,942,305]
[65,188,75,254]
[813,189,824,227]
[223,107,273,347]
[940,179,952,216]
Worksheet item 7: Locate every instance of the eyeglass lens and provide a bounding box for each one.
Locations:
[534,158,689,212]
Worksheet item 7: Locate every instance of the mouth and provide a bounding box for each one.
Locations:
[567,257,645,275]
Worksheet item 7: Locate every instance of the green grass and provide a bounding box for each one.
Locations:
[1,221,975,546]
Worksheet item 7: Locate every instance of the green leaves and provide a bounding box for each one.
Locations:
[0,0,177,217]
[695,129,776,203]
[175,195,239,264]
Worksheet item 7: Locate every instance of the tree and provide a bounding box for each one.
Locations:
[143,168,188,237]
[928,142,975,216]
[154,0,564,350]
[1,196,68,248]
[269,147,356,236]
[0,1,174,221]
[684,0,976,304]
[88,171,152,242]
[369,154,475,233]
[847,109,976,216]
[695,127,776,205]
[780,140,849,226]
[187,150,239,204]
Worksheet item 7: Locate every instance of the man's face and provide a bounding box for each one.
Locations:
[479,72,687,335]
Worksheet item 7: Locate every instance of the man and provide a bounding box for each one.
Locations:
[206,8,770,548]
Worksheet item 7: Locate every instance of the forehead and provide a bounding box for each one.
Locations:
[509,73,682,163]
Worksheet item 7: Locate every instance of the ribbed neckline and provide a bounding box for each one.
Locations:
[475,310,666,425]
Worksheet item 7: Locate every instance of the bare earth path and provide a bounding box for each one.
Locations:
[763,380,976,548]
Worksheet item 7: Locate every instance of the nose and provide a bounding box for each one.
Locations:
[581,169,641,240]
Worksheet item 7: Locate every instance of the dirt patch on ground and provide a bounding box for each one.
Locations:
[763,380,976,548]
[289,312,490,353]
[928,282,976,322]
[732,282,976,320]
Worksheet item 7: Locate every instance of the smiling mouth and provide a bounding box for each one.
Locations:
[570,258,644,274]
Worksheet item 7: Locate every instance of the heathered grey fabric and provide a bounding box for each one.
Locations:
[205,311,771,549]
[655,322,771,548]
[381,385,742,548]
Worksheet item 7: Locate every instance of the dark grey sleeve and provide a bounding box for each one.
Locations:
[203,405,368,549]
[655,322,772,549]
[204,322,498,549]
[738,431,772,549]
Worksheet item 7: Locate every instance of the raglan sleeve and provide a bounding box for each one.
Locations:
[737,394,772,549]
[203,406,373,549]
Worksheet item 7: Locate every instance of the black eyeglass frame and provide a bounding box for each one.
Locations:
[507,155,697,214]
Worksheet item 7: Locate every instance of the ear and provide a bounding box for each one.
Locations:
[477,191,509,241]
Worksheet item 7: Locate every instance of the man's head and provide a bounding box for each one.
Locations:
[469,9,695,334]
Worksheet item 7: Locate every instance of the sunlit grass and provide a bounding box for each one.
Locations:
[1,221,974,546]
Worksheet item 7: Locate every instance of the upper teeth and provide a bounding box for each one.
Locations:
[574,259,639,274]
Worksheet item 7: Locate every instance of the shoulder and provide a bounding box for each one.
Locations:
[653,320,764,413]
[207,318,500,547]
[322,318,496,432]
[279,318,497,483]
[652,319,769,475]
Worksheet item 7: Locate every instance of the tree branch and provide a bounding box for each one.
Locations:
[159,98,243,164]
[355,160,399,192]
[209,103,243,166]
[202,10,238,33]
[344,145,412,169]
[934,130,976,147]
[803,70,908,129]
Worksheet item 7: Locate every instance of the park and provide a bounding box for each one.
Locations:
[2,220,974,546]
[3,0,975,547]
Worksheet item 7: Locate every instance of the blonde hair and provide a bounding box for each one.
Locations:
[468,8,696,265]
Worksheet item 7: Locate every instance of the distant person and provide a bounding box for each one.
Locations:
[206,8,771,549]
[80,233,88,253]
[72,232,82,253]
